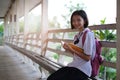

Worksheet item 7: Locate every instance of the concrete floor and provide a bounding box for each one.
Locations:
[0,46,42,80]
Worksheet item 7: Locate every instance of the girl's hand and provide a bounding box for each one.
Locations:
[63,42,69,50]
[62,42,90,61]
[63,42,75,54]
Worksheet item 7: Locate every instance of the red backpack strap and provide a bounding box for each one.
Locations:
[82,30,89,47]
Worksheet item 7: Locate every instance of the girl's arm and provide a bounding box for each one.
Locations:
[63,43,90,61]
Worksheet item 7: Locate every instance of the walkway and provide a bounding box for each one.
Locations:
[0,46,41,80]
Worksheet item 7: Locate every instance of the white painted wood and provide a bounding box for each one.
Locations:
[16,0,20,34]
[17,0,25,18]
[41,0,48,56]
[29,0,42,11]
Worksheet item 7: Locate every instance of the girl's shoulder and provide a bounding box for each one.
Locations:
[83,28,93,34]
[83,28,95,38]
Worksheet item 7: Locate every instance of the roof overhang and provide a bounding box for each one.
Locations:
[0,0,15,21]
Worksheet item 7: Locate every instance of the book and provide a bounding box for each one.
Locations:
[61,41,83,53]
[68,43,84,53]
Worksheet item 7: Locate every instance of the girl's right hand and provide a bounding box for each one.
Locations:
[61,41,69,50]
[63,42,69,50]
[63,42,75,53]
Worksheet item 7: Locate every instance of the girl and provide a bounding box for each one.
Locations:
[47,10,96,80]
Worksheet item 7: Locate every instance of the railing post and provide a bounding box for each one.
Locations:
[41,0,48,56]
[116,0,120,79]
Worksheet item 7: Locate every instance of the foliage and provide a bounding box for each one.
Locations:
[28,13,41,32]
[94,18,116,41]
[0,23,4,36]
[94,18,116,79]
[60,0,86,41]
[53,54,59,60]
[61,0,86,28]
[51,1,116,79]
[48,0,86,29]
[0,23,4,45]
[49,16,61,29]
[106,68,116,80]
[19,22,24,33]
[0,24,4,32]
[19,17,24,33]
[61,2,117,79]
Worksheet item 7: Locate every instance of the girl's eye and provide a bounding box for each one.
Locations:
[72,19,81,23]
[77,19,81,22]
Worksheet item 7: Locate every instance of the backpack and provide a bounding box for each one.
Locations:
[82,30,104,77]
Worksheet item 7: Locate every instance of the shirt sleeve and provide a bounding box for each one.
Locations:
[83,31,95,56]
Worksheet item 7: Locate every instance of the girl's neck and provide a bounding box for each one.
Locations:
[79,27,84,32]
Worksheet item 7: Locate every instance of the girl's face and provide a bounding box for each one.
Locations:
[72,15,85,31]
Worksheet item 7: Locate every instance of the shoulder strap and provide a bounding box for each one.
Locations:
[82,30,89,47]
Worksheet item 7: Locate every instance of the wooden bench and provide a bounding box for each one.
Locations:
[5,23,116,79]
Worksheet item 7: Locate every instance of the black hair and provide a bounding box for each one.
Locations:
[70,10,89,29]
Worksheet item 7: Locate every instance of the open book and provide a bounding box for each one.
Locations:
[61,41,84,53]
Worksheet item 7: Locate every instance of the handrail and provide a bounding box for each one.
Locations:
[6,42,62,73]
[5,23,117,77]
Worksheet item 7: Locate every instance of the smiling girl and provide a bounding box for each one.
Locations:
[47,10,96,80]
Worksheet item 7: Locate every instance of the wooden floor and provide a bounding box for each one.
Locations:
[0,46,42,80]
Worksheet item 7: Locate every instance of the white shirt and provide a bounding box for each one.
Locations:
[68,28,96,77]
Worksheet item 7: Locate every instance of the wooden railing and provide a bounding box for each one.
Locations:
[46,24,116,68]
[5,23,117,79]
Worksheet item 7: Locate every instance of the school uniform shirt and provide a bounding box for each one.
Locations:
[68,28,96,77]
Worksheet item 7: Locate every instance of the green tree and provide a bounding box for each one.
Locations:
[94,18,116,80]
[0,23,4,36]
[0,23,4,45]
[0,25,4,32]
[62,2,117,79]
[28,13,41,32]
[62,0,86,28]
[19,17,24,33]
[94,18,116,41]
[49,16,61,29]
